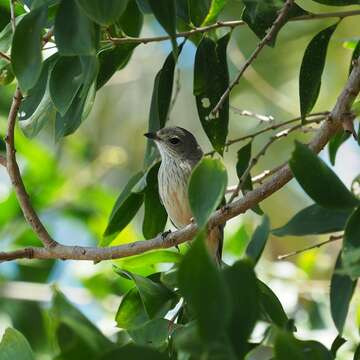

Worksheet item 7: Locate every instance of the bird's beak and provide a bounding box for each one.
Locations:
[144,132,159,140]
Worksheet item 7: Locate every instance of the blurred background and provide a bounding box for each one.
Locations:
[0,0,360,358]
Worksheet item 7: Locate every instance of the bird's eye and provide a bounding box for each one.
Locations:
[169,137,180,145]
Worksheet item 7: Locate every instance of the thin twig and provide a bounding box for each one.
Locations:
[0,51,11,62]
[230,106,275,122]
[212,0,295,115]
[252,164,284,184]
[278,234,343,260]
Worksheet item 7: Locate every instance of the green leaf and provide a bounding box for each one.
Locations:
[11,6,47,92]
[117,0,143,37]
[187,0,227,27]
[272,204,352,237]
[342,207,360,277]
[142,162,168,239]
[299,23,338,120]
[194,34,229,155]
[330,252,357,333]
[100,345,168,360]
[0,16,25,53]
[330,335,346,358]
[274,331,333,360]
[178,233,231,342]
[290,142,359,209]
[349,40,360,75]
[103,172,144,241]
[49,56,83,115]
[223,260,260,358]
[0,328,34,360]
[188,158,227,227]
[354,344,360,360]
[76,0,129,25]
[245,215,270,264]
[328,130,350,166]
[242,0,307,47]
[54,0,99,56]
[115,268,175,318]
[312,0,360,5]
[0,59,14,85]
[116,287,149,329]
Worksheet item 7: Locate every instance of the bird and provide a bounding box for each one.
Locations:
[144,126,223,264]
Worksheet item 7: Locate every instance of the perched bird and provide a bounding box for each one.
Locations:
[144,126,223,264]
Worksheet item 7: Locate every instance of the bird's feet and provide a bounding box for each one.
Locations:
[161,229,172,241]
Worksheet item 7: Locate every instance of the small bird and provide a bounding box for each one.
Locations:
[144,126,223,264]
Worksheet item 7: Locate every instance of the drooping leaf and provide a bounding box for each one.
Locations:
[330,252,357,333]
[0,328,34,360]
[103,172,144,241]
[117,0,144,37]
[289,142,359,209]
[194,34,230,155]
[76,0,129,25]
[245,215,270,264]
[349,40,360,75]
[142,162,167,239]
[223,259,260,358]
[11,6,47,92]
[100,345,168,360]
[272,204,352,237]
[328,130,350,166]
[188,158,227,227]
[54,0,99,56]
[330,335,346,358]
[299,23,338,120]
[342,207,360,277]
[178,233,231,342]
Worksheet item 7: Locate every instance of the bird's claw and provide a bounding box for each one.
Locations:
[161,229,171,241]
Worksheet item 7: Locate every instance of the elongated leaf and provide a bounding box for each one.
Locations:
[117,0,143,37]
[76,0,129,25]
[328,130,350,166]
[194,34,229,155]
[330,252,357,334]
[0,15,24,53]
[246,215,270,264]
[178,233,231,342]
[100,345,168,360]
[342,206,360,277]
[299,23,338,120]
[188,158,227,227]
[54,0,99,56]
[312,0,360,5]
[273,204,352,236]
[188,0,211,26]
[11,6,47,92]
[0,328,34,360]
[115,268,175,318]
[143,163,167,239]
[103,172,144,241]
[290,142,359,209]
[330,336,346,358]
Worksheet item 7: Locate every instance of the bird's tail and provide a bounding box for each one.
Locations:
[206,224,224,266]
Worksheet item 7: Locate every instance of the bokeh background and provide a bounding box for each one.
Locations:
[0,0,360,358]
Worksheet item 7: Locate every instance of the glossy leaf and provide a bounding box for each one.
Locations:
[100,345,168,360]
[117,0,143,37]
[142,162,167,239]
[223,259,260,358]
[188,158,227,227]
[76,0,129,25]
[0,327,34,360]
[342,207,360,277]
[178,233,231,342]
[245,215,270,264]
[188,0,227,26]
[290,142,359,209]
[103,172,144,241]
[272,204,352,237]
[54,0,99,56]
[11,6,47,92]
[115,268,175,318]
[194,34,229,155]
[328,130,350,166]
[299,23,338,120]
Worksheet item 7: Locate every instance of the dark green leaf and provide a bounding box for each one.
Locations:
[355,344,360,360]
[274,331,333,360]
[76,0,129,25]
[115,268,175,318]
[100,345,168,360]
[290,142,359,209]
[342,207,360,277]
[245,215,270,264]
[11,6,47,92]
[312,0,360,5]
[0,327,34,360]
[0,16,25,52]
[349,41,360,75]
[135,0,152,13]
[299,23,338,120]
[194,34,229,155]
[188,158,227,227]
[272,204,352,236]
[328,130,350,165]
[54,0,99,56]
[103,172,144,241]
[178,233,231,342]
[142,162,167,239]
[223,259,260,358]
[188,0,227,26]
[330,252,357,333]
[117,0,143,37]
[330,335,346,357]
[242,0,307,47]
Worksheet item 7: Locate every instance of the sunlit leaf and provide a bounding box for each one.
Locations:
[0,327,34,360]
